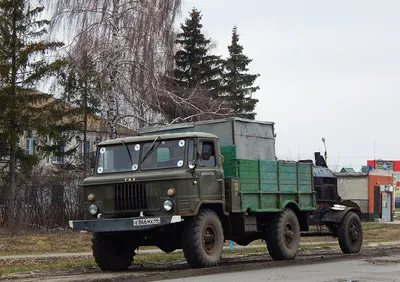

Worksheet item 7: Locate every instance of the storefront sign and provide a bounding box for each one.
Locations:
[375,161,394,170]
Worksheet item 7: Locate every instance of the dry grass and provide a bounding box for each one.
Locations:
[0,223,399,257]
[0,231,92,256]
[0,256,96,276]
[361,222,400,242]
[244,223,400,246]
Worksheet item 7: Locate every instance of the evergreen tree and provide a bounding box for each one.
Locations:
[0,0,64,228]
[174,8,222,96]
[222,26,259,119]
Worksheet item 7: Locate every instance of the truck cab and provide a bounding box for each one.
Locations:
[74,132,225,225]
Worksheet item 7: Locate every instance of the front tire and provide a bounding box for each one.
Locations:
[338,212,363,254]
[92,232,136,271]
[266,208,301,260]
[182,209,224,268]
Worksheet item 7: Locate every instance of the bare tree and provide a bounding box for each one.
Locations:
[48,0,182,137]
[151,77,235,124]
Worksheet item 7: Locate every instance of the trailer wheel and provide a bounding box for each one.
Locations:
[338,212,363,254]
[92,233,136,271]
[182,209,224,268]
[266,208,300,260]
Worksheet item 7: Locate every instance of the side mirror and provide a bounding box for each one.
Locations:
[218,153,224,164]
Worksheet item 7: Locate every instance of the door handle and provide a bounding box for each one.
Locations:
[217,179,223,182]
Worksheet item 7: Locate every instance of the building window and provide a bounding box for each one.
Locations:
[25,138,35,155]
[78,140,91,154]
[51,143,65,164]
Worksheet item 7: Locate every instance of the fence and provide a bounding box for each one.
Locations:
[0,166,84,231]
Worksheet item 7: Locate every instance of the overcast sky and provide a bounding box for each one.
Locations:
[180,0,400,171]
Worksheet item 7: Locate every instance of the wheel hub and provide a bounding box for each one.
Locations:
[284,222,295,247]
[203,224,217,255]
[349,222,359,242]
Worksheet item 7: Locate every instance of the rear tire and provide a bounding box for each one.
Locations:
[182,209,224,268]
[266,208,301,260]
[338,212,363,254]
[92,232,136,271]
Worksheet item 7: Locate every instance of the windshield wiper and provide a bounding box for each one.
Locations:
[140,136,161,164]
[121,140,134,166]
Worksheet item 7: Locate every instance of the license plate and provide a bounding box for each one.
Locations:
[133,217,161,226]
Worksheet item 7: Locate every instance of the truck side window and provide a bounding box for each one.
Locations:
[198,141,216,167]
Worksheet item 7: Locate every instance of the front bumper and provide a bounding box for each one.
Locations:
[69,215,183,232]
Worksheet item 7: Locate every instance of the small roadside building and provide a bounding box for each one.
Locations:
[336,169,395,221]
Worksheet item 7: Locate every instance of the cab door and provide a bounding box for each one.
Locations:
[197,139,223,201]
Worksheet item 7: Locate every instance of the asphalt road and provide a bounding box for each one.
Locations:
[159,253,400,282]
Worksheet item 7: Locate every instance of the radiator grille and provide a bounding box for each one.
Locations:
[114,182,148,211]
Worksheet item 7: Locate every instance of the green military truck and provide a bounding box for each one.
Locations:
[69,118,363,271]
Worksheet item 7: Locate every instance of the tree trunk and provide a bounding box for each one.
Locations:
[107,0,121,140]
[8,139,16,230]
[7,1,18,231]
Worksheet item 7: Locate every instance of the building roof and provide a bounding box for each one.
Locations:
[30,93,135,136]
[336,172,368,177]
[85,116,135,135]
[340,167,355,173]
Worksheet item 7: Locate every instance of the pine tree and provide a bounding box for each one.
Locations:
[174,8,222,96]
[222,26,260,120]
[0,0,64,229]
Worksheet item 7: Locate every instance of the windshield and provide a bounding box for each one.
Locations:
[96,143,140,174]
[141,139,186,170]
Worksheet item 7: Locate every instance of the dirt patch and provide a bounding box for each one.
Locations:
[364,257,400,266]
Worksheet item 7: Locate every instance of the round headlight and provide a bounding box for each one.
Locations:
[163,199,173,212]
[188,160,196,169]
[89,204,99,215]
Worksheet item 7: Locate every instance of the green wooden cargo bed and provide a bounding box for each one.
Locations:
[221,145,316,213]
